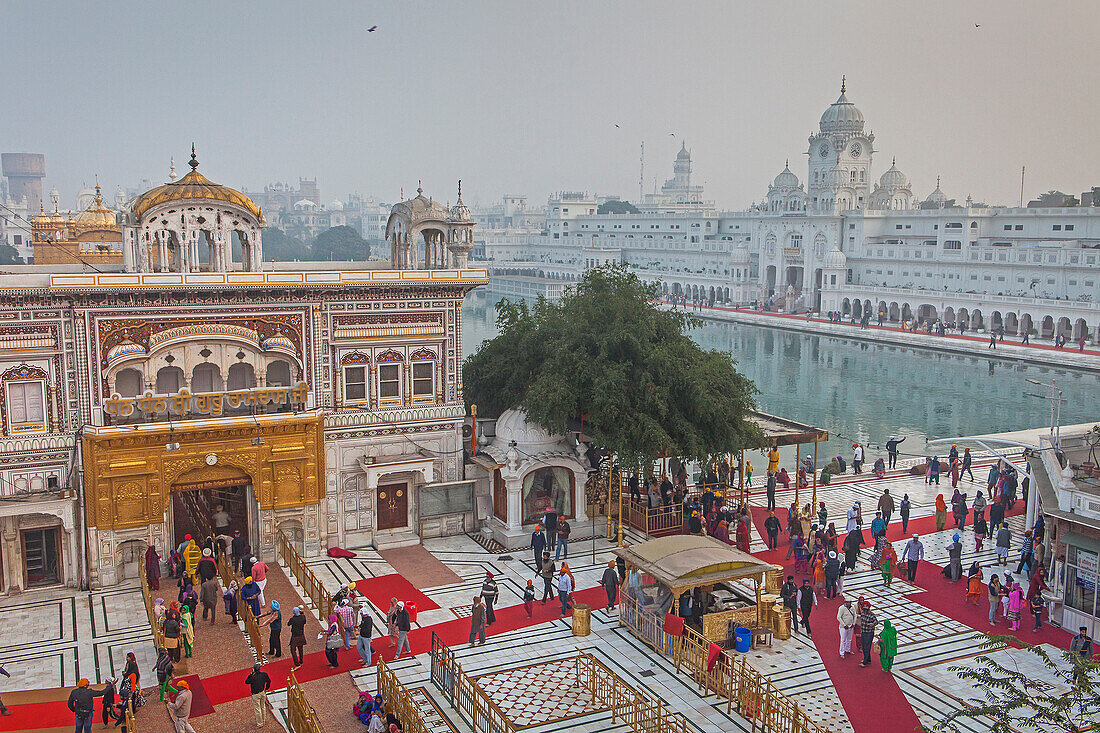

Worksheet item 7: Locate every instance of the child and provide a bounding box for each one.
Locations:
[1030,593,1044,632]
[223,579,238,623]
[880,543,897,587]
[523,579,535,618]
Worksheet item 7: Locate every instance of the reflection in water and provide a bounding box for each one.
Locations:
[461,289,1098,461]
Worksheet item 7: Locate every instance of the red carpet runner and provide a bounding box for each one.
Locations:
[0,586,609,731]
[355,573,441,613]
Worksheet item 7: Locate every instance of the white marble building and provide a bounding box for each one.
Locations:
[475,80,1100,343]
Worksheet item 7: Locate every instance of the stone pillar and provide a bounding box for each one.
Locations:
[1,520,23,594]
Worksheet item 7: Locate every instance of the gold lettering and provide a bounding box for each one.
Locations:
[291,382,308,404]
[103,395,135,417]
[171,389,192,415]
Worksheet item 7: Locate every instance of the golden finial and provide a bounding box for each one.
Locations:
[841,75,846,94]
[189,143,199,171]
[94,175,102,205]
[169,157,176,181]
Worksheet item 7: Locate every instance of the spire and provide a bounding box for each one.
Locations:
[936,175,941,189]
[169,157,176,181]
[841,75,846,94]
[457,179,464,204]
[189,143,199,172]
[785,159,790,169]
[417,180,423,196]
[892,156,896,166]
[94,175,102,205]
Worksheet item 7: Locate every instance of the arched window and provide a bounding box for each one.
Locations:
[227,363,256,391]
[114,368,143,397]
[267,360,292,386]
[192,363,223,393]
[156,366,184,394]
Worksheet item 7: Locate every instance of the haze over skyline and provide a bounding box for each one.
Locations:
[2,0,1097,211]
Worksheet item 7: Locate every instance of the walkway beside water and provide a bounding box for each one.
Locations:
[662,302,1100,373]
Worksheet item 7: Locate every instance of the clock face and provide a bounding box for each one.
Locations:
[819,144,829,158]
[205,453,218,466]
[850,143,862,157]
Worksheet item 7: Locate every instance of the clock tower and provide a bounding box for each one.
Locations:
[807,77,874,213]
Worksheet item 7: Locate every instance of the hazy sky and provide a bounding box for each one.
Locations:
[2,1,1097,211]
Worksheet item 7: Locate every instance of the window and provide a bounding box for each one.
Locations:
[1066,224,1075,231]
[114,368,143,397]
[191,363,223,393]
[944,240,962,250]
[412,362,434,396]
[379,364,401,399]
[267,360,292,387]
[341,367,366,402]
[1015,225,1023,231]
[1003,225,1012,231]
[7,381,46,431]
[1053,225,1062,231]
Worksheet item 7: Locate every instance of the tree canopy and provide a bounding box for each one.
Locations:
[463,263,762,463]
[597,199,640,215]
[260,227,310,261]
[0,244,24,265]
[311,225,369,261]
[926,634,1099,732]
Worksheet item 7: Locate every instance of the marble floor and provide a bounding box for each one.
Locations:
[0,581,157,689]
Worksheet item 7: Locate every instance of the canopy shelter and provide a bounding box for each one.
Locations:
[613,535,774,596]
[749,411,828,447]
[615,536,778,650]
[740,411,828,508]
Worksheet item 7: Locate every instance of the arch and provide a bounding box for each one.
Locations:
[943,306,956,325]
[277,518,304,554]
[191,363,223,393]
[1056,317,1071,339]
[267,360,292,386]
[917,304,938,322]
[1040,316,1054,339]
[841,298,851,316]
[863,299,872,318]
[1020,313,1034,336]
[888,302,900,322]
[1073,318,1089,342]
[114,368,143,397]
[1004,312,1019,335]
[991,311,1003,331]
[970,309,984,331]
[708,286,716,302]
[156,365,184,394]
[227,362,256,391]
[117,538,146,583]
[877,301,887,318]
[852,300,863,318]
[901,303,913,322]
[957,308,969,327]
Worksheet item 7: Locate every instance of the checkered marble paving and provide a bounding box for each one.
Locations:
[0,582,157,689]
[408,685,457,732]
[475,657,602,727]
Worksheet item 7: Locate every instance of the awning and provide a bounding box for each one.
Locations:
[1062,531,1100,555]
[749,411,827,447]
[613,535,773,594]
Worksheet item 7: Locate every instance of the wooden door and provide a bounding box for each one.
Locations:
[377,482,409,530]
[493,470,507,521]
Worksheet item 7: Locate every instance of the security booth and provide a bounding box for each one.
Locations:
[614,535,779,654]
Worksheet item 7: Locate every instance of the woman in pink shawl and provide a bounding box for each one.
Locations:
[145,544,161,590]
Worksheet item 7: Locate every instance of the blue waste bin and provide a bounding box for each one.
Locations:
[735,627,752,653]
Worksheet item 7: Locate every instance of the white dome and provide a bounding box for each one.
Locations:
[329,199,344,211]
[823,247,847,268]
[819,81,865,134]
[878,160,908,189]
[924,184,948,205]
[772,163,800,190]
[491,408,561,454]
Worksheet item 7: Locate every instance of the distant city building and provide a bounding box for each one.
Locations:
[475,80,1100,344]
[1,153,45,260]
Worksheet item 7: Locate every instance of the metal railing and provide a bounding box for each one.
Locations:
[618,592,675,657]
[429,632,460,707]
[138,560,165,653]
[241,599,266,664]
[277,530,331,623]
[287,668,326,733]
[376,658,429,733]
[674,625,832,733]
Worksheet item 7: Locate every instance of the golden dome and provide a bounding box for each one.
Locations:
[73,185,119,230]
[130,147,262,221]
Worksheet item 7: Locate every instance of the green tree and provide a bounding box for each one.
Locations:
[311,225,369,261]
[597,200,640,215]
[259,227,310,262]
[464,263,763,463]
[0,244,23,265]
[926,635,1100,732]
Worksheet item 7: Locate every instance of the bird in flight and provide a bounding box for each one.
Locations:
[368,25,378,32]
[974,23,981,27]
[614,124,620,128]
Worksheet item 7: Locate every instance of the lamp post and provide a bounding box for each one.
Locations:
[1024,378,1065,450]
